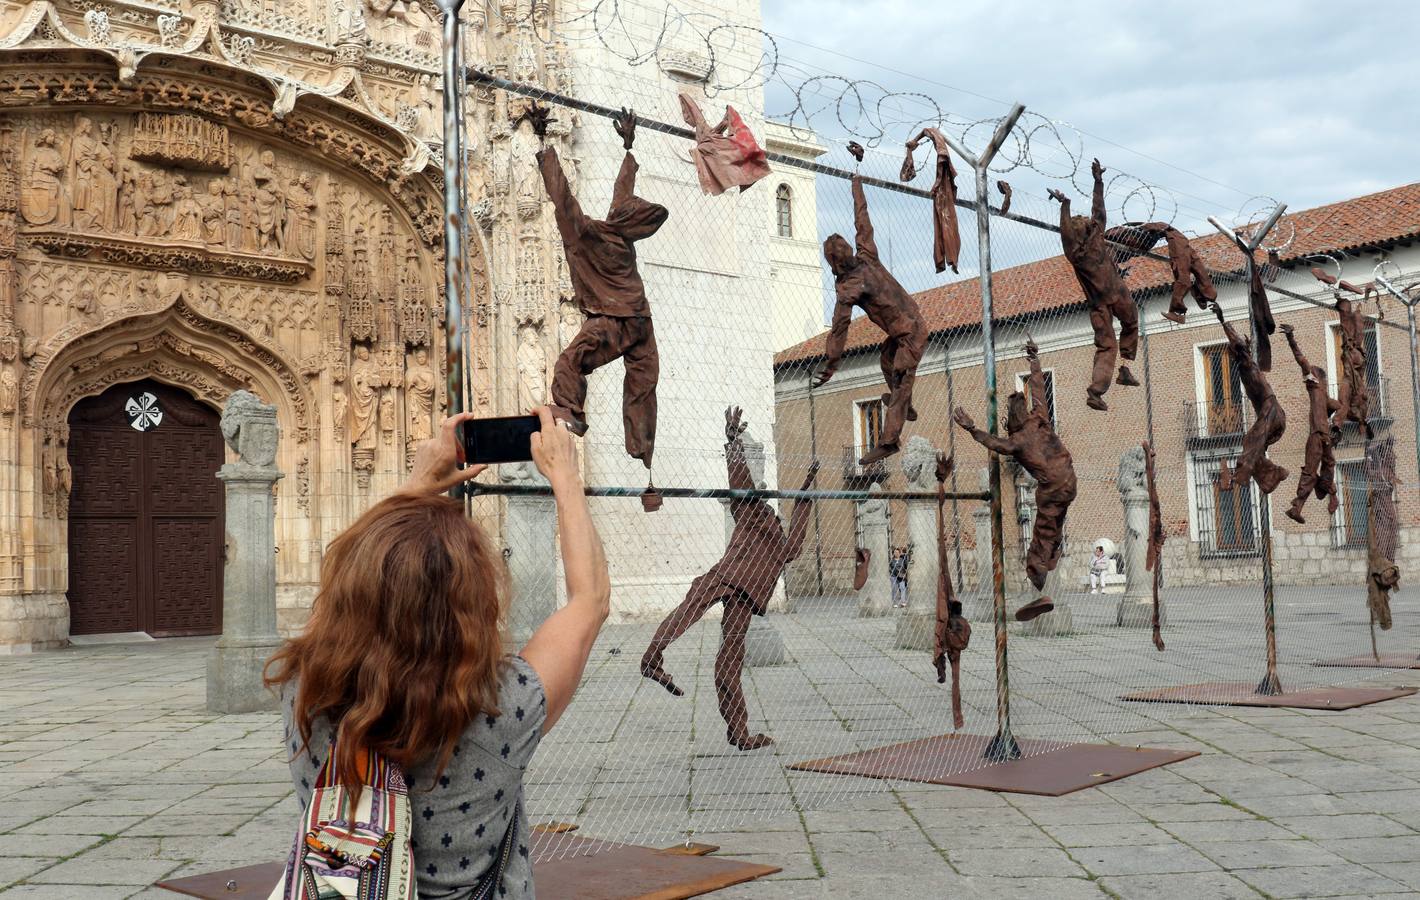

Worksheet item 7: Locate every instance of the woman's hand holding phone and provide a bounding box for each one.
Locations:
[530,406,581,493]
[402,412,487,496]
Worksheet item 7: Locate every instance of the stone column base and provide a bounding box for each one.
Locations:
[1116,594,1164,628]
[895,609,935,651]
[742,616,785,668]
[207,638,283,713]
[0,593,69,654]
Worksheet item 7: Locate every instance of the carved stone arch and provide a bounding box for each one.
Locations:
[0,50,483,269]
[28,288,311,442]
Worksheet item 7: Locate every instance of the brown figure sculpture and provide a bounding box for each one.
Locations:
[1366,438,1400,631]
[1142,441,1166,652]
[1281,323,1340,524]
[532,105,668,487]
[1104,222,1217,325]
[678,93,771,196]
[1210,303,1289,495]
[817,175,928,466]
[996,179,1013,217]
[1049,159,1140,410]
[931,452,970,728]
[640,407,818,751]
[901,127,962,274]
[1336,293,1373,440]
[953,338,1075,621]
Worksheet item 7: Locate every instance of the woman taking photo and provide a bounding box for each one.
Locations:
[266,406,609,899]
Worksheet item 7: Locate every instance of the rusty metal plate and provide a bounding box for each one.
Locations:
[1314,655,1420,670]
[1121,681,1418,710]
[788,733,1199,797]
[156,839,778,900]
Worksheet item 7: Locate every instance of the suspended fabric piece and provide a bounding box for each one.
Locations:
[678,93,771,196]
[1103,222,1217,325]
[931,453,969,729]
[900,127,962,274]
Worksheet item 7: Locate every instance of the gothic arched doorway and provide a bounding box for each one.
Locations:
[66,380,225,637]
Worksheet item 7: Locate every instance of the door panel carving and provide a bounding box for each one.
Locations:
[67,380,224,636]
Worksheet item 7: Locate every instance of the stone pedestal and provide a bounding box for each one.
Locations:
[856,484,892,617]
[504,462,557,645]
[207,391,283,714]
[743,615,786,667]
[897,437,939,650]
[968,496,994,623]
[1116,446,1163,628]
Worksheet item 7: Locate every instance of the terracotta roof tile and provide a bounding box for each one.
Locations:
[775,181,1420,368]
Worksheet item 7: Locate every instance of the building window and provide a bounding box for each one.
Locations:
[1198,342,1246,436]
[1333,459,1370,548]
[856,398,884,456]
[1330,322,1383,412]
[775,184,792,238]
[1191,454,1259,556]
[1014,368,1057,428]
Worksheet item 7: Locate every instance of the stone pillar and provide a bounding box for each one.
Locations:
[504,461,557,646]
[207,391,284,714]
[969,467,994,622]
[896,436,939,649]
[856,483,892,617]
[722,431,785,667]
[1115,445,1160,627]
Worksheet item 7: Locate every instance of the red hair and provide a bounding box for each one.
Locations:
[265,492,506,801]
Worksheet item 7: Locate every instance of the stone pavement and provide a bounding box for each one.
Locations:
[3,586,1420,898]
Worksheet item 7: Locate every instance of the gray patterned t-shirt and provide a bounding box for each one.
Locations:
[282,655,547,899]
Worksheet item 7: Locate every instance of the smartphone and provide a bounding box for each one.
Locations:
[462,414,540,465]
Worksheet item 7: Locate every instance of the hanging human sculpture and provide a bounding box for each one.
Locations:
[952,337,1074,622]
[1142,441,1165,653]
[678,93,771,196]
[900,127,962,274]
[1048,159,1139,411]
[1209,303,1289,495]
[640,407,819,751]
[1366,437,1400,631]
[817,144,928,466]
[931,452,970,729]
[529,105,668,509]
[1104,222,1217,325]
[996,179,1013,217]
[1280,323,1340,525]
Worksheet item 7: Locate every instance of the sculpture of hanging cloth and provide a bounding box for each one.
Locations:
[900,127,961,274]
[678,93,771,196]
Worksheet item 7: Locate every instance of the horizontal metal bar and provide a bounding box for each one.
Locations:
[469,482,990,503]
[468,69,1403,335]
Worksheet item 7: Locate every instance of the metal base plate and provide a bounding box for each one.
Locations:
[788,734,1199,797]
[1121,681,1418,709]
[155,834,779,900]
[1314,655,1420,670]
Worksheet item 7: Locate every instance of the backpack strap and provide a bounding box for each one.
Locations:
[467,805,521,900]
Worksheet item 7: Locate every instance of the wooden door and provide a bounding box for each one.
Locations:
[67,380,225,636]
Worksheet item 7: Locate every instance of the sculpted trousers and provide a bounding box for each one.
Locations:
[1027,490,1075,591]
[1087,299,1138,398]
[878,320,927,448]
[642,574,758,740]
[1293,431,1336,509]
[1233,397,1287,494]
[551,314,658,466]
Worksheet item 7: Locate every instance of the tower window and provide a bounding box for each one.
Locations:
[775,184,792,237]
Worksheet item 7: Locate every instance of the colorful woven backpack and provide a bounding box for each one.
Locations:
[269,743,416,900]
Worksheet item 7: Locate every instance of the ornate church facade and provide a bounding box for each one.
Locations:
[0,0,804,651]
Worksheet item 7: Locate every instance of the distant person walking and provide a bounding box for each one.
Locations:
[889,546,911,608]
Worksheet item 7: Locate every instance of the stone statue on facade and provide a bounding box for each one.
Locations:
[404,347,435,443]
[221,389,281,469]
[21,129,67,226]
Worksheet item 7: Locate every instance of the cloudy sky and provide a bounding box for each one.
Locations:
[759,0,1416,228]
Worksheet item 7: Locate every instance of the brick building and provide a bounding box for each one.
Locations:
[773,183,1420,600]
